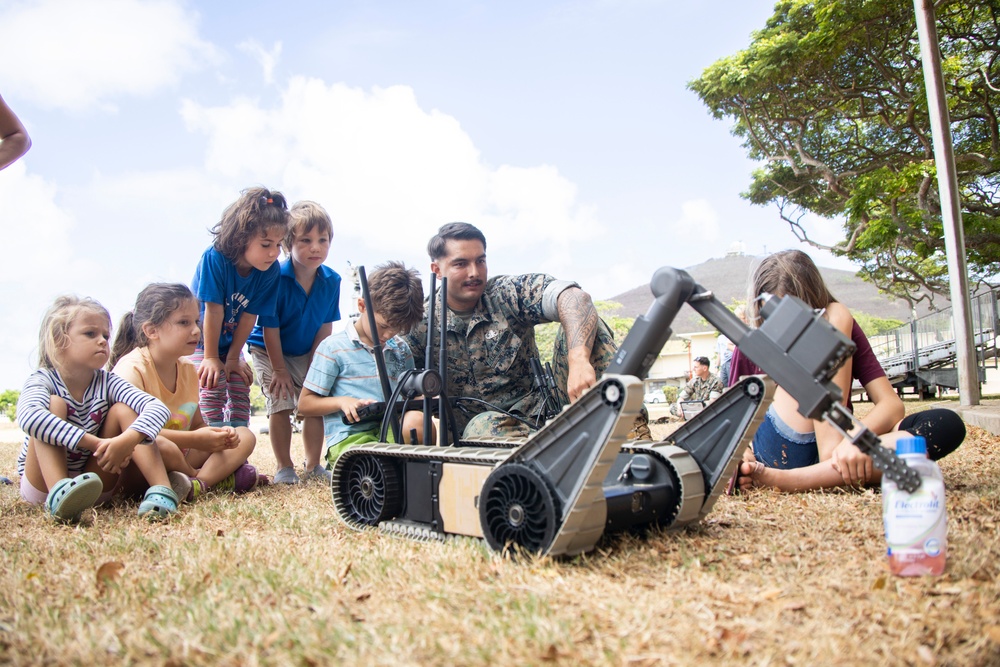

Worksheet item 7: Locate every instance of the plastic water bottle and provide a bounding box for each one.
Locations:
[882,436,947,576]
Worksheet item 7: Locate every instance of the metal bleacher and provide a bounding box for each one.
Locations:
[867,288,999,397]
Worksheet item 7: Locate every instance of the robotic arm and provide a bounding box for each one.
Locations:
[606,267,921,492]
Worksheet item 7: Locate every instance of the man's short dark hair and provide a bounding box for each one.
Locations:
[694,356,711,367]
[427,222,487,260]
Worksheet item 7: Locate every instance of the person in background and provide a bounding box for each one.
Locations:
[670,356,723,419]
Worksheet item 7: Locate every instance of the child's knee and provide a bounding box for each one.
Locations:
[401,411,433,444]
[132,437,164,460]
[155,435,182,457]
[235,426,257,452]
[100,402,138,436]
[401,411,421,431]
[110,402,138,421]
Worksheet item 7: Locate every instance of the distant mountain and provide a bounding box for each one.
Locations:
[604,254,942,335]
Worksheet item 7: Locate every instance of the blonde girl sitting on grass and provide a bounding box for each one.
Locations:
[16,296,174,522]
[109,283,261,501]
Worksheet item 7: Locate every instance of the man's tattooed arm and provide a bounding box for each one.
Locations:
[557,287,598,354]
[557,287,600,401]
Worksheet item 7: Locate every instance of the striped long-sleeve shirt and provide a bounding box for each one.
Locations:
[16,368,170,476]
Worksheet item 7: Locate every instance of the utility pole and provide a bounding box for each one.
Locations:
[913,0,980,406]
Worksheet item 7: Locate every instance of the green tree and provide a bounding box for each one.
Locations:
[854,311,905,336]
[595,300,636,342]
[0,389,19,422]
[534,300,636,366]
[690,0,1000,307]
[245,357,266,415]
[534,322,559,366]
[249,383,266,416]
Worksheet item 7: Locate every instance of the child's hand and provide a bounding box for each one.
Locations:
[830,440,873,486]
[341,397,376,423]
[269,368,295,402]
[199,357,225,389]
[200,426,240,452]
[227,357,254,386]
[94,436,135,474]
[223,425,240,448]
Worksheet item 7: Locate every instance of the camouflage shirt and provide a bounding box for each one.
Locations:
[679,374,724,403]
[403,274,576,434]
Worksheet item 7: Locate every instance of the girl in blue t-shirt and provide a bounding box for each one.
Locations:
[191,187,290,428]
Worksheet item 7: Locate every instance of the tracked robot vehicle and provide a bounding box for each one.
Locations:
[331,267,921,557]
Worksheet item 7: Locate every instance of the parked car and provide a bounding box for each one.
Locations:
[644,391,665,404]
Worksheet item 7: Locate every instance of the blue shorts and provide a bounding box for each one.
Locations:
[752,405,819,469]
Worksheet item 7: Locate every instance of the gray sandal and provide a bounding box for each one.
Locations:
[45,473,103,523]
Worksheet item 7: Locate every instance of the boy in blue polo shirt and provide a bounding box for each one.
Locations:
[248,201,341,484]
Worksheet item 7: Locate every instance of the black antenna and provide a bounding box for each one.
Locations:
[423,273,436,446]
[530,358,556,422]
[358,265,401,443]
[545,361,566,406]
[439,277,454,446]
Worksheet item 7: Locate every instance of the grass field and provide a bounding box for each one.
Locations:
[1,398,999,666]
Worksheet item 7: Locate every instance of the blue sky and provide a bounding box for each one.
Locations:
[0,0,854,390]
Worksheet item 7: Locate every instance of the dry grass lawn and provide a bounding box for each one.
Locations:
[1,399,999,666]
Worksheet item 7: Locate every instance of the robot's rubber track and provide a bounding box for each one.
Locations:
[332,376,643,558]
[332,443,512,532]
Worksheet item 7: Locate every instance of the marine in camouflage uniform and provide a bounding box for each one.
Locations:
[404,273,649,441]
[670,373,725,418]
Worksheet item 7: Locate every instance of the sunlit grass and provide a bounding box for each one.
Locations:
[1,399,998,665]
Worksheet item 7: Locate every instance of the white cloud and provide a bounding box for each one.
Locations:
[668,199,720,242]
[0,162,234,387]
[484,164,602,250]
[0,162,76,283]
[598,261,654,300]
[0,74,615,386]
[0,162,98,385]
[0,0,216,111]
[790,211,847,248]
[238,39,282,84]
[180,76,604,261]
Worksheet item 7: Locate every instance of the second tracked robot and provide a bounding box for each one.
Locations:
[331,267,920,557]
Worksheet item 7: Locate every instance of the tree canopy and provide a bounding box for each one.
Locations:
[535,301,635,365]
[690,0,1000,306]
[0,389,18,422]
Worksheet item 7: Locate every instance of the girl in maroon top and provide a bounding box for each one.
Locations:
[734,250,965,492]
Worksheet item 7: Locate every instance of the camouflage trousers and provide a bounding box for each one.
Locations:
[462,319,651,440]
